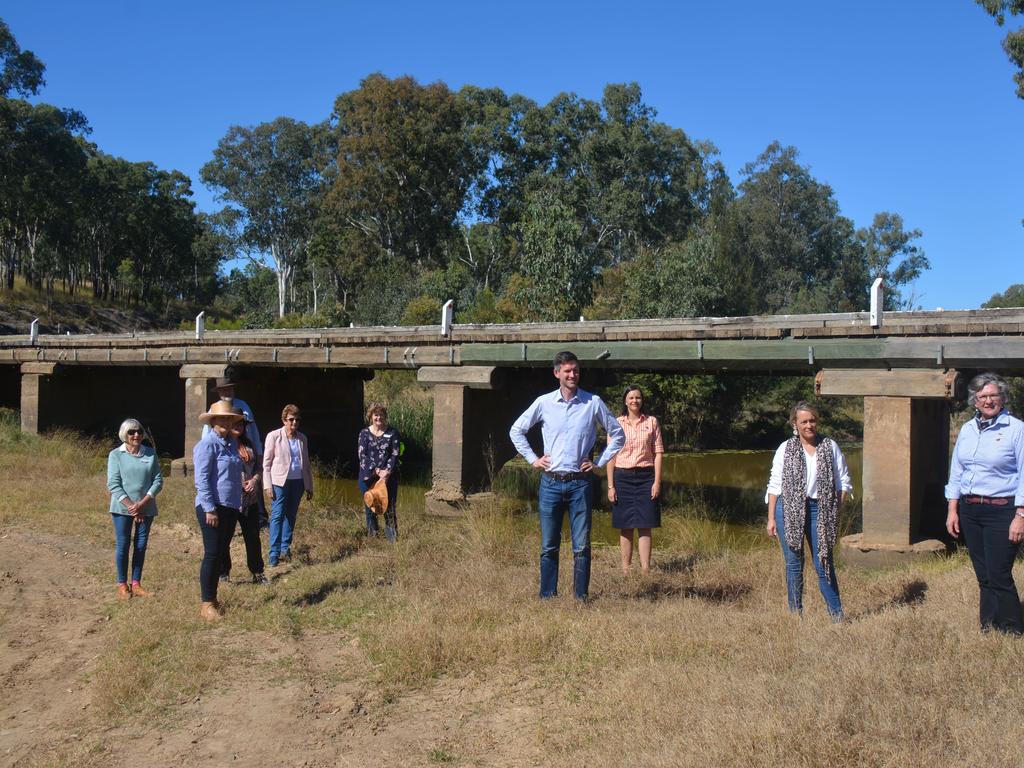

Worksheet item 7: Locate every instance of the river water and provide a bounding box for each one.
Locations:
[318,447,864,550]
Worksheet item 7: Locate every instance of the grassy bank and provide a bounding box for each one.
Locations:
[4,413,1024,767]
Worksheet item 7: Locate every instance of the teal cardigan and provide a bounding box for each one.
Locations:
[107,445,163,516]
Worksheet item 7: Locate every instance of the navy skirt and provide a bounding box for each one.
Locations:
[611,467,661,529]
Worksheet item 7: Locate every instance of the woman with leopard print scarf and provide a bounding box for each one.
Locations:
[766,402,852,621]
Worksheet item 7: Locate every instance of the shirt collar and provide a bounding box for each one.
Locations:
[554,388,585,404]
[976,409,1010,431]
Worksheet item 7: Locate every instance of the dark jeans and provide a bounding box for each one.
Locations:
[358,476,398,542]
[959,499,1023,634]
[218,504,265,578]
[112,513,152,584]
[196,505,237,602]
[538,475,593,599]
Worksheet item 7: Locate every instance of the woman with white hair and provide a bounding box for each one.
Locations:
[106,418,163,600]
[946,372,1024,634]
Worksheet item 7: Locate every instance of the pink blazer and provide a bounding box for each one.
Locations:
[262,428,313,492]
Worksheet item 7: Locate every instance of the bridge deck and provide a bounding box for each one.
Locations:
[1,309,1023,371]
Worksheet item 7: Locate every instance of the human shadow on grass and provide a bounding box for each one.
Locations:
[622,575,751,604]
[290,576,363,607]
[853,578,928,619]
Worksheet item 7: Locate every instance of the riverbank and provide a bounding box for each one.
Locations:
[3,421,1024,767]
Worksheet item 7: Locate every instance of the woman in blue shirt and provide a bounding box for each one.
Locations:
[193,400,244,621]
[946,373,1024,634]
[107,419,163,600]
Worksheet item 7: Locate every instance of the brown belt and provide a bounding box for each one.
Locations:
[544,471,590,482]
[963,495,1011,506]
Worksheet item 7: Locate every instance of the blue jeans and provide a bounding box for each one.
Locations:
[358,476,398,542]
[775,499,843,619]
[538,475,593,599]
[112,513,152,584]
[268,479,304,564]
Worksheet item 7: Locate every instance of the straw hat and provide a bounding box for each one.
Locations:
[363,478,389,515]
[199,400,245,424]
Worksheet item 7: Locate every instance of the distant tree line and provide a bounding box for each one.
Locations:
[0,19,221,309]
[202,74,930,329]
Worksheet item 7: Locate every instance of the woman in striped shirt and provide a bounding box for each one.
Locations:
[606,385,664,576]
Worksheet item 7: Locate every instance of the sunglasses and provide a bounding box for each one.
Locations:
[126,429,141,436]
[285,417,300,422]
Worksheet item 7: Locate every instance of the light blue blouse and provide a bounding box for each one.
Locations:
[107,444,163,516]
[946,410,1024,506]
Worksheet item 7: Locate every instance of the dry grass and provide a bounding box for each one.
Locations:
[4,414,1024,766]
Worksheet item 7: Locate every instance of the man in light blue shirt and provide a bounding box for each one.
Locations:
[510,351,624,599]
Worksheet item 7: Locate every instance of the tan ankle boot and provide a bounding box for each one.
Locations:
[117,584,131,601]
[200,601,222,621]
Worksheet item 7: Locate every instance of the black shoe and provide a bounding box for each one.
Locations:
[252,573,269,585]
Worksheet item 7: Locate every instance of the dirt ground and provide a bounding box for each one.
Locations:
[0,526,546,768]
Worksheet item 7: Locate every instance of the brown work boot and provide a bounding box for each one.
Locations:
[200,601,222,622]
[117,583,131,601]
[131,583,154,597]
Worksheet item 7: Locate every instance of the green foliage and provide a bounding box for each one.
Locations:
[400,295,441,326]
[201,117,328,317]
[0,19,44,97]
[976,1,1024,98]
[983,283,1024,308]
[857,212,929,310]
[586,226,727,320]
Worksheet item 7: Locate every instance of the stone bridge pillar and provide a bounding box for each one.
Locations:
[418,366,549,515]
[173,364,227,475]
[19,362,57,435]
[818,369,960,566]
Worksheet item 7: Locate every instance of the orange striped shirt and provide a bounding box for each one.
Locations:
[613,414,664,469]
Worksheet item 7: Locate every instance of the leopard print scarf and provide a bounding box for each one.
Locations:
[781,436,839,579]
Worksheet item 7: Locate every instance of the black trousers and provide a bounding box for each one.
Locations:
[218,504,265,578]
[959,499,1024,634]
[196,505,237,603]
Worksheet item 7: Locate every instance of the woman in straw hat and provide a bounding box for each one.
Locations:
[193,400,245,621]
[357,402,400,541]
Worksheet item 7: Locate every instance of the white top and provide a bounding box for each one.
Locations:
[765,439,852,502]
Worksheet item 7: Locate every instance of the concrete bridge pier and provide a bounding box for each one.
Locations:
[418,366,550,515]
[818,369,959,566]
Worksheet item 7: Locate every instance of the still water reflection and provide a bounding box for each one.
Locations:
[318,447,863,550]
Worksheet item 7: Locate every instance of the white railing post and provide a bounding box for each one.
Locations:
[870,279,884,328]
[441,299,454,337]
[29,318,39,345]
[195,311,205,341]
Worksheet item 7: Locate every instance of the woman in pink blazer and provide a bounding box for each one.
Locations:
[262,404,313,566]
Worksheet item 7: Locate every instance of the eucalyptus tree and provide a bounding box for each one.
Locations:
[0,18,44,97]
[718,142,865,315]
[326,74,480,269]
[976,1,1024,98]
[856,212,929,310]
[201,117,327,317]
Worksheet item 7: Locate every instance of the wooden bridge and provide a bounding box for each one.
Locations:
[3,307,1024,566]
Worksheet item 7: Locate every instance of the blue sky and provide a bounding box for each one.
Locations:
[5,1,1022,311]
